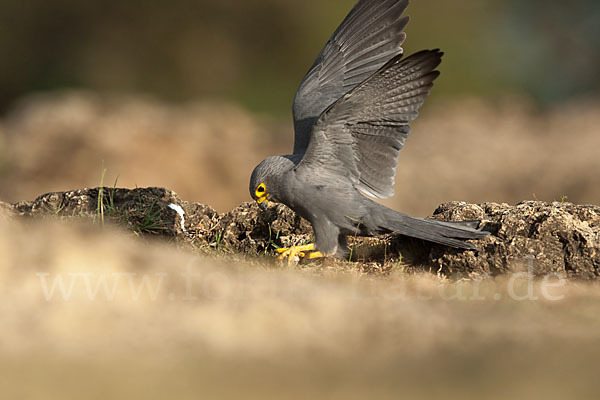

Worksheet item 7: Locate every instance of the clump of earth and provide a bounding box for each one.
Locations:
[2,187,599,279]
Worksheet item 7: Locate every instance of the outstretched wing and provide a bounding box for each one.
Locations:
[292,0,409,155]
[296,49,443,199]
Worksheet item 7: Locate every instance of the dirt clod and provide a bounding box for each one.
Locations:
[431,201,600,279]
[217,202,312,254]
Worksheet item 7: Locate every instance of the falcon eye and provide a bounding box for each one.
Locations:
[255,183,267,198]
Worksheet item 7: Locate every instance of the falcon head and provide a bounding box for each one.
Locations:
[249,155,295,210]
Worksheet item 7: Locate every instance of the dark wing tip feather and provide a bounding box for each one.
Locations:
[293,0,411,155]
[376,48,443,77]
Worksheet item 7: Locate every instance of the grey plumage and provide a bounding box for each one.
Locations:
[250,0,489,259]
[298,49,441,199]
[293,0,409,154]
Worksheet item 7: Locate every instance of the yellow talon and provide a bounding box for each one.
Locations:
[276,244,315,255]
[306,251,324,259]
[277,244,317,264]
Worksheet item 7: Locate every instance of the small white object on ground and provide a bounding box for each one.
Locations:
[168,203,186,232]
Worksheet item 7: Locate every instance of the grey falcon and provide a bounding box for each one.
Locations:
[249,0,488,261]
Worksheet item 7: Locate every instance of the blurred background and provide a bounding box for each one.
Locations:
[0,0,599,212]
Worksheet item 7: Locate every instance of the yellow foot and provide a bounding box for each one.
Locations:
[276,244,324,264]
[277,243,315,262]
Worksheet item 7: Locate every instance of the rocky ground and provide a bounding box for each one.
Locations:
[3,186,598,279]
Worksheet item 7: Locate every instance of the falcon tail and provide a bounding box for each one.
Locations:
[375,207,490,250]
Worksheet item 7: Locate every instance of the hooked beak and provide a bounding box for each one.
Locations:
[256,195,269,211]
